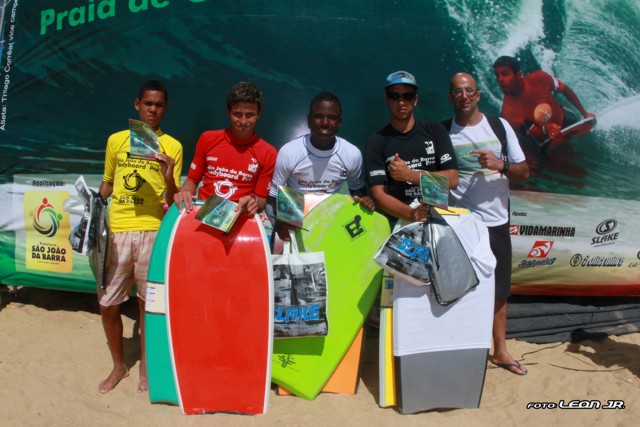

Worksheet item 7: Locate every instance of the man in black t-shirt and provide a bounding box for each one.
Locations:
[365,70,459,223]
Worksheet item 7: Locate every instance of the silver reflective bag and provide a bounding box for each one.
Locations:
[425,208,479,305]
[374,208,478,305]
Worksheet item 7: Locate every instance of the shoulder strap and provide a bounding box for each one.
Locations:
[486,115,508,157]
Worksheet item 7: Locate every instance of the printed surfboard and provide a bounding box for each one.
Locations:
[145,204,180,404]
[275,194,366,397]
[166,207,273,415]
[271,194,390,400]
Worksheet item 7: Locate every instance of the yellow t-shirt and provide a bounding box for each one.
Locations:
[103,129,183,232]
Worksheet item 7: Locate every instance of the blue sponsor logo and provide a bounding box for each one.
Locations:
[395,237,430,262]
[274,304,321,323]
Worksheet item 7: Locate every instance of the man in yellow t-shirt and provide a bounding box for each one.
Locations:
[97,80,182,394]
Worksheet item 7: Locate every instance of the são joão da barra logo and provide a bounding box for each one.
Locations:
[28,197,69,263]
[30,197,63,238]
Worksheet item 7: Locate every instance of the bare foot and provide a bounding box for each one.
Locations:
[138,360,148,393]
[98,367,129,394]
[138,375,149,393]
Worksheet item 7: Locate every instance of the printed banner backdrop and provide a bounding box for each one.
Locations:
[1,0,639,295]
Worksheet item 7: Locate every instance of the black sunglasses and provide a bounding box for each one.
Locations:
[386,91,417,101]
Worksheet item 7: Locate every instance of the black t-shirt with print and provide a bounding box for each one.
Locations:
[365,120,458,204]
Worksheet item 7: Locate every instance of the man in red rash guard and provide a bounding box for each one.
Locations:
[174,82,277,216]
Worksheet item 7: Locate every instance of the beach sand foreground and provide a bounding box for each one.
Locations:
[1,287,638,426]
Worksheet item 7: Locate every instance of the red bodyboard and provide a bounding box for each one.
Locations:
[166,208,273,415]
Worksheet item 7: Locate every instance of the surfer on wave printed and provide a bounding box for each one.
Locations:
[493,56,596,188]
[493,55,596,146]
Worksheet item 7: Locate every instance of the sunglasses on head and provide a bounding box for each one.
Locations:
[386,91,417,101]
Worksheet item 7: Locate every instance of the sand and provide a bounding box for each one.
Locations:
[1,286,639,427]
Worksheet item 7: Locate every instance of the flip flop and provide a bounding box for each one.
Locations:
[493,361,528,376]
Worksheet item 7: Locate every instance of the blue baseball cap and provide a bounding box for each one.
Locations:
[385,71,419,89]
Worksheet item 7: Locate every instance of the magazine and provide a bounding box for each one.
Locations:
[128,119,160,160]
[420,172,449,208]
[276,186,304,228]
[195,195,242,233]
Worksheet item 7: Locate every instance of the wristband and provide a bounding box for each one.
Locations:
[499,154,510,174]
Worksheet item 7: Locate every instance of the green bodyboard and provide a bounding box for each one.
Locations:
[145,204,180,404]
[271,194,390,399]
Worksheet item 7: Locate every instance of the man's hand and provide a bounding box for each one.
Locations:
[353,195,376,211]
[470,149,503,171]
[274,221,295,241]
[409,204,430,223]
[173,190,195,212]
[389,153,412,182]
[543,122,563,141]
[236,195,259,216]
[154,153,175,181]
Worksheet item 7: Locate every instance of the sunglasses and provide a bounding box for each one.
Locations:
[386,91,417,101]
